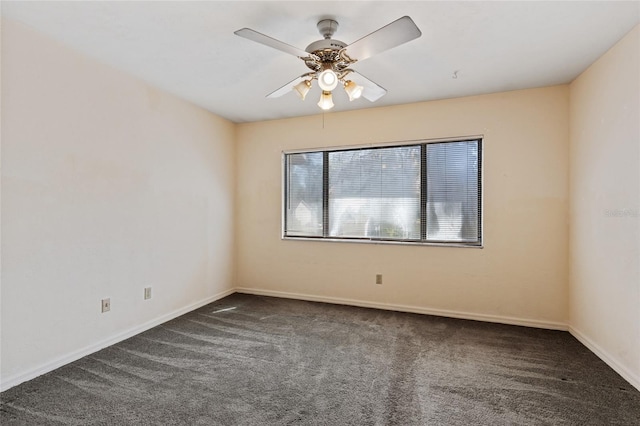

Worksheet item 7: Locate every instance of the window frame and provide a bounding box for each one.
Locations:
[282,136,484,248]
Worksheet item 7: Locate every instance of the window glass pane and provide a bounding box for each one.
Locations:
[328,146,421,239]
[426,141,480,242]
[285,152,323,236]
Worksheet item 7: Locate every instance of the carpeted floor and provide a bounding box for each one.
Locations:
[1,293,639,425]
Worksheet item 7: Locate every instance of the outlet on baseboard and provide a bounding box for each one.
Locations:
[101,298,111,313]
[376,274,383,285]
[144,287,152,300]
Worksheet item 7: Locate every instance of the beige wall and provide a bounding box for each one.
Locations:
[1,20,236,388]
[236,86,570,328]
[569,25,639,388]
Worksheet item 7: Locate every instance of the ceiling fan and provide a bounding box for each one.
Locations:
[234,16,421,111]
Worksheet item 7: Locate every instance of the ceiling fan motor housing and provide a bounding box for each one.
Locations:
[304,19,351,73]
[305,38,347,54]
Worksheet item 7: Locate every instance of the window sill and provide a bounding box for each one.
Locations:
[281,236,483,249]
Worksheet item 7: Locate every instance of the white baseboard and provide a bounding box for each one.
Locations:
[569,326,640,392]
[235,287,568,331]
[0,287,235,392]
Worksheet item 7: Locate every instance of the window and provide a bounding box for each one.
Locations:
[284,138,482,246]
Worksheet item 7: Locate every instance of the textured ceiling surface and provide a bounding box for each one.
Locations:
[2,1,639,123]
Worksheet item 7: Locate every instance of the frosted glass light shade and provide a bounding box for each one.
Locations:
[344,80,364,101]
[293,80,312,100]
[317,91,334,110]
[318,69,338,91]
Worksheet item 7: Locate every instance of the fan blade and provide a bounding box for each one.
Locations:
[266,75,307,98]
[345,16,421,62]
[349,71,387,102]
[234,28,309,58]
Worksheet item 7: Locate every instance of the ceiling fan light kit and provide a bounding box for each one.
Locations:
[235,16,421,111]
[293,79,312,100]
[317,91,335,110]
[343,80,363,101]
[318,68,339,91]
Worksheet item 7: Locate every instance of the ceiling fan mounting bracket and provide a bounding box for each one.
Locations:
[317,19,338,39]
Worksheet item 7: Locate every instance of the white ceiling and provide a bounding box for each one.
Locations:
[2,1,639,123]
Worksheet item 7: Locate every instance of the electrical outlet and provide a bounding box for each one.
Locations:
[376,274,383,285]
[144,287,152,300]
[101,298,111,313]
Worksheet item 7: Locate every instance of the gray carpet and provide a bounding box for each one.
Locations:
[1,293,639,425]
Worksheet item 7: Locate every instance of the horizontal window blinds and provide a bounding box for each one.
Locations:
[328,146,421,239]
[426,141,481,242]
[284,139,482,246]
[285,152,323,236]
